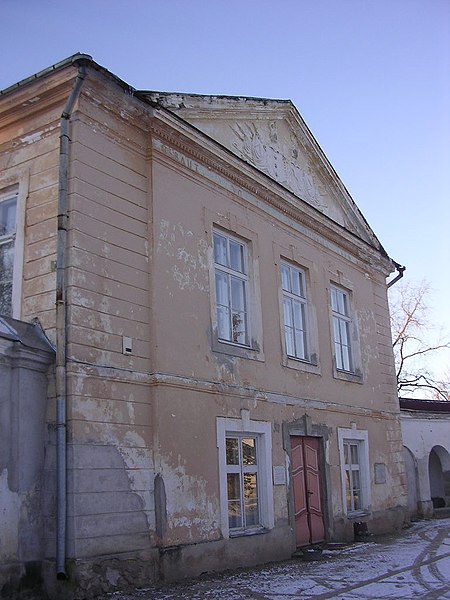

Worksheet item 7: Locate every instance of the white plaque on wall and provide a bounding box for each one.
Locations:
[273,465,286,486]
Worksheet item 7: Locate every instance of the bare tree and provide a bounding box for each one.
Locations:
[389,281,450,400]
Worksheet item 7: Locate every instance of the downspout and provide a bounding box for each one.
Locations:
[387,261,406,289]
[56,62,86,579]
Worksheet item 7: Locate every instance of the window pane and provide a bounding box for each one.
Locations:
[339,320,349,346]
[339,291,348,316]
[345,471,352,511]
[213,233,228,266]
[285,326,295,357]
[283,298,293,327]
[243,473,259,526]
[291,270,301,296]
[0,241,14,316]
[333,316,341,344]
[352,471,361,509]
[227,473,242,529]
[231,277,246,312]
[293,301,304,331]
[331,287,338,312]
[335,341,343,370]
[217,306,231,341]
[227,472,241,501]
[241,438,257,465]
[294,328,306,360]
[215,272,229,307]
[226,438,239,465]
[232,311,247,344]
[342,344,351,371]
[229,240,244,273]
[281,264,290,292]
[350,444,359,465]
[0,198,16,237]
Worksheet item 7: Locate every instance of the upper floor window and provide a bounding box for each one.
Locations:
[0,192,17,317]
[214,231,249,346]
[281,262,309,361]
[331,286,353,372]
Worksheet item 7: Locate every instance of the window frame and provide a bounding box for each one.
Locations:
[0,187,23,319]
[281,261,310,362]
[225,434,260,531]
[213,230,250,347]
[217,412,274,538]
[338,427,371,517]
[331,285,353,373]
[329,281,363,383]
[209,221,264,362]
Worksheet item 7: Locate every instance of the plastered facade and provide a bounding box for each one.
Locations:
[0,56,407,599]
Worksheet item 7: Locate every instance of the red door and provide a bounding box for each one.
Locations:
[291,436,325,547]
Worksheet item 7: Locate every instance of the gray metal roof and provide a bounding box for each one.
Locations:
[0,316,55,353]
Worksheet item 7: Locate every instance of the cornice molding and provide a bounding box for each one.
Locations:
[66,361,400,419]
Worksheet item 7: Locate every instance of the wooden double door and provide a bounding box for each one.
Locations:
[290,436,325,547]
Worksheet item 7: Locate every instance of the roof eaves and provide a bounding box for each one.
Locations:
[0,53,137,98]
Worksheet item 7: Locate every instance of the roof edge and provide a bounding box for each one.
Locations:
[0,53,137,98]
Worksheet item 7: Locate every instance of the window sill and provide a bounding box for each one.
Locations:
[212,337,265,362]
[333,368,363,384]
[229,526,269,538]
[282,355,321,375]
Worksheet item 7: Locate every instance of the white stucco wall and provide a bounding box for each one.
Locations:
[400,410,450,516]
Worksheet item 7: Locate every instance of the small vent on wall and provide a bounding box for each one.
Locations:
[122,336,132,355]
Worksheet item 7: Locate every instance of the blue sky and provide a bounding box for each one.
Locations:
[2,0,449,376]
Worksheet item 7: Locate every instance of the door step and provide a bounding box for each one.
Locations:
[293,547,324,561]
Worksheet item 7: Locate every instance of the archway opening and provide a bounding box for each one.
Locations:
[429,445,450,508]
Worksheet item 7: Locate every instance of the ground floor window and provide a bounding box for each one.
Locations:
[226,435,260,529]
[338,427,371,515]
[343,440,363,511]
[217,412,274,537]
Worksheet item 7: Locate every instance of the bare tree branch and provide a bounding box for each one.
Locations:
[389,280,450,400]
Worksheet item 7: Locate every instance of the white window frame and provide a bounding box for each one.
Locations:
[331,286,353,372]
[225,434,260,531]
[281,262,309,362]
[217,412,274,538]
[0,187,23,319]
[213,230,249,347]
[338,427,371,516]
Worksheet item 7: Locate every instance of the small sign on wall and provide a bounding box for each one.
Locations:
[273,465,286,486]
[374,462,386,484]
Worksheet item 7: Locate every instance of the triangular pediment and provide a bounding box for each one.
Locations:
[144,92,380,248]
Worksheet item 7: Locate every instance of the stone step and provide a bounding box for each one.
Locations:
[433,507,450,519]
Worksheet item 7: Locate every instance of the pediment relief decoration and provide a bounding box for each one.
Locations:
[145,93,378,246]
[229,120,329,213]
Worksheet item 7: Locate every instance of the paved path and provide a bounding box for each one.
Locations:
[104,518,450,599]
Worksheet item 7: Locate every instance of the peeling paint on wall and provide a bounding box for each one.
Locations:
[157,219,209,291]
[0,469,20,561]
[158,458,219,543]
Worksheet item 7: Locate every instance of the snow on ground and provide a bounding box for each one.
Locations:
[102,518,450,599]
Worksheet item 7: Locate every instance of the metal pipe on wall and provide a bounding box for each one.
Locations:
[55,60,86,579]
